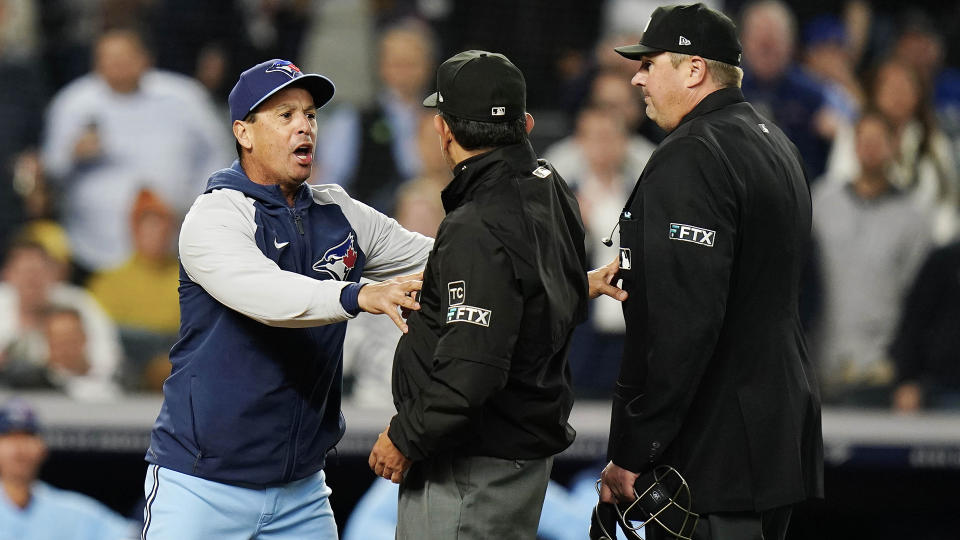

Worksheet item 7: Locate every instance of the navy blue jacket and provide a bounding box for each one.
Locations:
[147,162,432,486]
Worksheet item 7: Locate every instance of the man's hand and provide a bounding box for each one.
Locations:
[599,460,640,504]
[588,256,628,301]
[358,275,423,333]
[368,426,411,484]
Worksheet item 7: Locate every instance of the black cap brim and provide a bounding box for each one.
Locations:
[422,92,439,107]
[614,43,665,60]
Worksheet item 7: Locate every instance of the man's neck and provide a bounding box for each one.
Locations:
[2,479,31,509]
[852,172,891,200]
[447,144,492,173]
[241,160,301,207]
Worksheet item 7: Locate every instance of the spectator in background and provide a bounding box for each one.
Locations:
[87,189,179,391]
[802,15,864,124]
[825,60,959,243]
[38,306,93,387]
[0,0,48,253]
[317,18,435,212]
[889,240,960,412]
[343,176,445,408]
[42,28,230,277]
[0,398,136,539]
[0,240,121,400]
[888,10,960,139]
[811,111,932,405]
[547,105,651,397]
[546,70,655,182]
[740,0,835,179]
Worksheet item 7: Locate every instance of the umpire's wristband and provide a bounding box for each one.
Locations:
[339,283,366,316]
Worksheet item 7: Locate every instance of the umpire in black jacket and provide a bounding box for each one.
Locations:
[367,50,589,539]
[594,4,824,540]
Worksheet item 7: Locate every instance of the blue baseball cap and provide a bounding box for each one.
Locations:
[0,399,40,435]
[228,59,336,123]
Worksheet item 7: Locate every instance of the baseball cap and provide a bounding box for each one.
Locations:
[615,3,742,66]
[423,50,525,123]
[229,59,336,123]
[0,399,40,435]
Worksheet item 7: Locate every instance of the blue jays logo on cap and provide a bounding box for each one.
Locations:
[265,60,303,79]
[229,58,336,123]
[313,233,358,280]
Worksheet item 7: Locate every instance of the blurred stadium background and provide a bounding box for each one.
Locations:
[1,1,959,538]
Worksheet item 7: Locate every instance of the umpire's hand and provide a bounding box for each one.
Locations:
[357,273,423,333]
[368,426,411,484]
[600,460,640,504]
[588,256,628,301]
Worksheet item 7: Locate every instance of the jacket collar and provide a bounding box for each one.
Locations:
[205,160,312,210]
[441,141,538,213]
[676,87,745,129]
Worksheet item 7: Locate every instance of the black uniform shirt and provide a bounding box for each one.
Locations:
[389,141,588,461]
[609,88,823,512]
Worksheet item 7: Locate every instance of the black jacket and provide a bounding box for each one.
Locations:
[389,141,588,461]
[609,88,824,513]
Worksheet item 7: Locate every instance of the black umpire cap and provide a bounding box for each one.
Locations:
[423,50,526,123]
[615,3,742,66]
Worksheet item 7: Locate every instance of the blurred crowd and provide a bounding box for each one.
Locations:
[0,0,959,417]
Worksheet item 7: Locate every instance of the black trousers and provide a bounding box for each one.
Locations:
[647,505,793,540]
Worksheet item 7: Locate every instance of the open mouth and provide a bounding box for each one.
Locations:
[293,143,314,165]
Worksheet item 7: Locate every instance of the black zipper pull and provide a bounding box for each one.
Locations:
[293,213,305,235]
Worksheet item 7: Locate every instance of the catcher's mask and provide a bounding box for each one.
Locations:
[589,465,699,540]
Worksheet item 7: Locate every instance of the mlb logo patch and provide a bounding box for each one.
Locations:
[668,223,715,247]
[491,106,506,116]
[532,166,551,179]
[619,248,632,270]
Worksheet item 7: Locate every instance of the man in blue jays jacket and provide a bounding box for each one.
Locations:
[140,59,433,539]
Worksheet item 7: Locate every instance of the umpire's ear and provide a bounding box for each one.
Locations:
[524,112,535,134]
[233,119,253,152]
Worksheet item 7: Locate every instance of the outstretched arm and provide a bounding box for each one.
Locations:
[588,256,628,301]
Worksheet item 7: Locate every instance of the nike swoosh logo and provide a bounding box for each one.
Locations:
[274,238,290,250]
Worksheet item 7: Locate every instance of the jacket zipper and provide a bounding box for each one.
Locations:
[292,211,305,235]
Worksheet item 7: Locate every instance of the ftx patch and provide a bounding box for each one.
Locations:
[668,223,715,247]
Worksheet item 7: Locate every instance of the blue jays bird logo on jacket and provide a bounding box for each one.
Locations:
[313,233,358,280]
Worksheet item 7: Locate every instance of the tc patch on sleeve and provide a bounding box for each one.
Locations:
[446,305,491,327]
[668,223,715,247]
[448,280,466,306]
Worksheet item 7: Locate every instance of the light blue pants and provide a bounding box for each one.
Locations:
[141,465,338,540]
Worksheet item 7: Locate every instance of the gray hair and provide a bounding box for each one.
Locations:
[668,52,743,88]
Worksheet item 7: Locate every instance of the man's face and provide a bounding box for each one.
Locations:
[2,247,55,311]
[45,312,90,376]
[0,432,46,484]
[855,116,895,177]
[242,87,317,187]
[631,53,687,131]
[95,32,150,94]
[380,31,432,101]
[741,7,793,82]
[591,73,642,130]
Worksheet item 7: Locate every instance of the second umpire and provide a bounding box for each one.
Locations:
[597,4,824,540]
[367,50,589,539]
